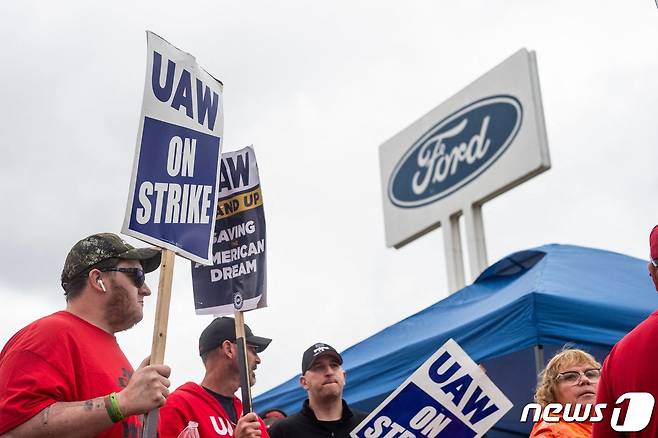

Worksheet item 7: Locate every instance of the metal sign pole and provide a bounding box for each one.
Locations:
[463,204,488,281]
[442,214,466,293]
[534,345,545,377]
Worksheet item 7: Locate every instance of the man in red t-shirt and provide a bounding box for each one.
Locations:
[0,233,172,438]
[592,225,658,437]
[158,317,271,438]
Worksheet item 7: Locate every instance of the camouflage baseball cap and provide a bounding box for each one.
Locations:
[61,233,161,288]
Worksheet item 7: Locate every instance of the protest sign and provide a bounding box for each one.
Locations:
[121,32,224,436]
[351,339,512,438]
[191,146,267,315]
[123,31,223,265]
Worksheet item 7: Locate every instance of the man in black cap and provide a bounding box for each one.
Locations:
[0,233,171,438]
[158,316,271,438]
[268,342,367,438]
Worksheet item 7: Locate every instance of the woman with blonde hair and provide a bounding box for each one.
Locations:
[529,347,601,437]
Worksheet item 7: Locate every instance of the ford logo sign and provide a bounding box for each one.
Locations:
[388,95,523,208]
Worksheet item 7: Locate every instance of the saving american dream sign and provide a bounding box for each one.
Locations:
[379,49,549,250]
[123,31,223,264]
[191,146,267,316]
[351,339,512,438]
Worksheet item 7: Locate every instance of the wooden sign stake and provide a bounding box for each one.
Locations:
[143,248,176,437]
[234,311,253,415]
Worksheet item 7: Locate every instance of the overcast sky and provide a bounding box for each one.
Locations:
[1,0,658,401]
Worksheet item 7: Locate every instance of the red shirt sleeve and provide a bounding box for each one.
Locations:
[0,349,70,434]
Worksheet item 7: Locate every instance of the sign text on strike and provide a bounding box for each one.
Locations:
[135,135,213,225]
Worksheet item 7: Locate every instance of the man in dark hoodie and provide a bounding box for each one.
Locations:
[158,317,272,438]
[269,343,367,438]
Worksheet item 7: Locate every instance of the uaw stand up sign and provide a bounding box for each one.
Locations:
[379,49,550,292]
[351,340,512,438]
[191,146,267,316]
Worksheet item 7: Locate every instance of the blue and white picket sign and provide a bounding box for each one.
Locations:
[351,339,512,438]
[122,31,223,265]
[191,146,267,315]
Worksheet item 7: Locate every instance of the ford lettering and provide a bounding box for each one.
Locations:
[388,95,522,208]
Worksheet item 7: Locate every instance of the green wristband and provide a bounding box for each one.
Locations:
[106,392,125,423]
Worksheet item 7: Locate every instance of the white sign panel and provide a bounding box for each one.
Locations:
[122,31,224,264]
[380,49,549,248]
[351,339,513,438]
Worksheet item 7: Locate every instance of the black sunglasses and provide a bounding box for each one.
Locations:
[99,268,146,288]
[651,258,658,268]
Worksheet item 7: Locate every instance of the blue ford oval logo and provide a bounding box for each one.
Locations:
[388,95,522,208]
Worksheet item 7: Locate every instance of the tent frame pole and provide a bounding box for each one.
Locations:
[534,344,545,377]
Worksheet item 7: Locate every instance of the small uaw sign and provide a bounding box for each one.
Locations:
[351,339,512,438]
[379,48,550,290]
[123,31,223,265]
[191,146,266,315]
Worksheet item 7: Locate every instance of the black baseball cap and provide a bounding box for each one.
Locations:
[199,317,272,356]
[301,342,343,374]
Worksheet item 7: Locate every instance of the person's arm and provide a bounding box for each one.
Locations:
[1,397,114,438]
[1,357,171,438]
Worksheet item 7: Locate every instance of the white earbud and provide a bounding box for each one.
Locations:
[98,279,107,292]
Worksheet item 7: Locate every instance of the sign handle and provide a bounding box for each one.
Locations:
[143,248,176,438]
[150,248,176,363]
[234,311,253,415]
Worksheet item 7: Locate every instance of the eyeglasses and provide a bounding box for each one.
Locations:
[651,258,658,268]
[556,368,600,385]
[99,268,146,288]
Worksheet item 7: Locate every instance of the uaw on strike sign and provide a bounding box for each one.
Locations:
[351,340,512,438]
[191,146,267,315]
[123,31,223,264]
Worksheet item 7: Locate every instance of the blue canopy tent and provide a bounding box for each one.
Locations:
[254,244,658,436]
